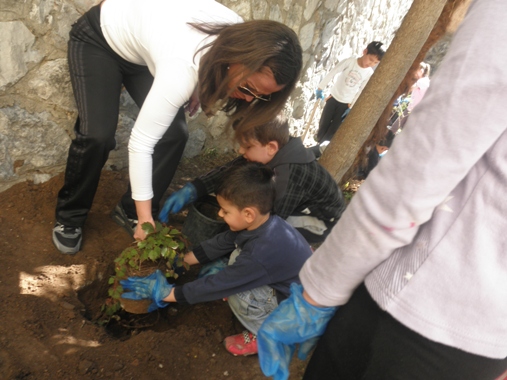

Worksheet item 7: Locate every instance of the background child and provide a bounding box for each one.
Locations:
[159,114,345,244]
[389,61,431,134]
[314,41,386,150]
[121,162,312,356]
[356,138,391,180]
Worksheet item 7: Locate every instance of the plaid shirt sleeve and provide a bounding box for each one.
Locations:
[274,162,344,223]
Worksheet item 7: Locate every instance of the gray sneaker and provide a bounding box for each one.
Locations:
[111,203,138,237]
[52,222,82,254]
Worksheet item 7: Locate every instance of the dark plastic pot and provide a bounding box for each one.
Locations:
[182,195,227,249]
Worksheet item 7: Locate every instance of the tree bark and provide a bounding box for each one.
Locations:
[319,0,448,183]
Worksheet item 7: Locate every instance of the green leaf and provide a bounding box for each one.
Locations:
[142,222,155,234]
[111,287,123,299]
[168,240,179,249]
[148,249,158,261]
[108,277,115,285]
[160,246,168,258]
[176,256,184,267]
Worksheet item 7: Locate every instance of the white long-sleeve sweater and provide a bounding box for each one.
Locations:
[318,56,373,105]
[301,0,507,359]
[101,0,242,201]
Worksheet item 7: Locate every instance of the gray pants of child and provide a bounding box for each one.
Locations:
[228,285,278,334]
[201,249,279,334]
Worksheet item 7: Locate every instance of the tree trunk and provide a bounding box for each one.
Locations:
[319,0,448,183]
[342,0,471,183]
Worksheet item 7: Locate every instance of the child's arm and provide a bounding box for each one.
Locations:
[159,251,199,303]
[183,251,199,265]
[173,253,270,305]
[163,288,177,303]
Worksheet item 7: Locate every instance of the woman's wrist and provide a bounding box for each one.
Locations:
[302,290,324,307]
[134,199,154,221]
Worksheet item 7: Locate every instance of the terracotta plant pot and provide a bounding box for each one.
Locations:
[120,298,153,314]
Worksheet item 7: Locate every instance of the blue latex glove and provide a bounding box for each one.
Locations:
[315,88,324,100]
[257,283,337,380]
[197,257,229,278]
[120,269,174,312]
[159,183,197,222]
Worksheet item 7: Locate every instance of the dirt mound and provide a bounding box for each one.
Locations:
[0,153,308,379]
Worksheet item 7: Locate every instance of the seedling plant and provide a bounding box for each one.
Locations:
[101,222,188,321]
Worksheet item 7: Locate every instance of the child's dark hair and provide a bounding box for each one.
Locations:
[366,41,386,60]
[216,163,275,215]
[235,113,290,148]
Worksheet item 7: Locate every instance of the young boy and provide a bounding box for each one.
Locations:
[121,163,312,356]
[314,41,386,149]
[159,114,345,244]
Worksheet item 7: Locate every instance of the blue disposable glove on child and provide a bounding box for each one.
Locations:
[197,257,229,278]
[257,283,337,380]
[120,269,174,312]
[315,88,324,100]
[159,182,197,223]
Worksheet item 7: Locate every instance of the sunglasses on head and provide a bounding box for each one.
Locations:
[237,85,271,102]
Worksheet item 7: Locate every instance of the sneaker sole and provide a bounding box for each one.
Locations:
[225,350,258,357]
[110,205,136,237]
[52,231,82,255]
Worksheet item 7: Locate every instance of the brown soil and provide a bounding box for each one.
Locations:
[0,152,309,380]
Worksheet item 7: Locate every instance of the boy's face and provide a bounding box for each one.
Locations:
[358,51,380,69]
[237,139,277,164]
[217,195,250,232]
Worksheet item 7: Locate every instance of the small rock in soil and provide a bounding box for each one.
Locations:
[112,361,123,371]
[78,360,94,375]
[213,328,224,343]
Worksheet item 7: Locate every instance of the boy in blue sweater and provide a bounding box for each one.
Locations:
[121,162,312,356]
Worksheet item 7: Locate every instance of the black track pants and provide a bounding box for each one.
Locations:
[55,5,188,226]
[304,284,507,380]
[316,97,349,143]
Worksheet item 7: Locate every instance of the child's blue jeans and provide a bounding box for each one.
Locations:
[228,285,279,334]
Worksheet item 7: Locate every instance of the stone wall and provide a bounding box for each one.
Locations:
[0,0,412,192]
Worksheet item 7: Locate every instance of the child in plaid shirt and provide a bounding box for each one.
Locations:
[159,114,345,243]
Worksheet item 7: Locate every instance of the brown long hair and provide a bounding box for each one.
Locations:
[190,20,303,136]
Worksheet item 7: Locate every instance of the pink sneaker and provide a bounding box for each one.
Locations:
[224,331,258,356]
